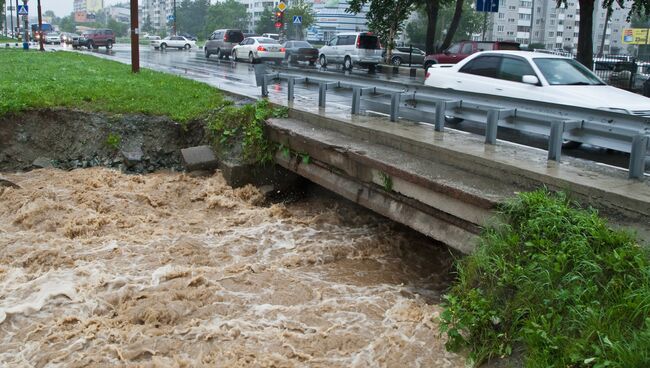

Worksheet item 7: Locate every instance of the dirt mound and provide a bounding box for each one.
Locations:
[0,108,207,173]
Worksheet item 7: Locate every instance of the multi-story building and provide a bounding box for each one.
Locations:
[140,0,175,32]
[486,0,634,54]
[74,0,104,13]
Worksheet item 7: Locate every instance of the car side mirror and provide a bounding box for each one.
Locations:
[522,75,539,85]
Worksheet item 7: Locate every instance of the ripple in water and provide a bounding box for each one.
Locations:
[0,167,465,367]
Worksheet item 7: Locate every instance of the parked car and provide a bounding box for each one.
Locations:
[318,32,383,70]
[384,47,426,66]
[644,78,650,97]
[178,32,198,41]
[423,40,520,70]
[425,51,650,119]
[283,40,318,65]
[152,36,196,50]
[79,29,115,50]
[608,61,650,91]
[205,29,245,59]
[232,37,285,63]
[45,32,61,44]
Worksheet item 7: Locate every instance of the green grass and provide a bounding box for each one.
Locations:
[440,189,650,367]
[0,49,225,122]
[0,36,18,42]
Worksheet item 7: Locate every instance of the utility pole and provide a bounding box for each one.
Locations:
[130,0,139,73]
[9,2,13,37]
[21,0,27,49]
[14,0,18,34]
[528,0,535,48]
[173,0,176,35]
[37,0,43,50]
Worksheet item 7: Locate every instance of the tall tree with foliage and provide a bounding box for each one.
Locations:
[406,0,481,50]
[177,0,210,38]
[347,0,414,60]
[255,7,277,35]
[58,13,77,33]
[204,0,249,36]
[285,0,316,40]
[559,0,648,70]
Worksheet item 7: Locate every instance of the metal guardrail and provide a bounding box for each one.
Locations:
[256,67,650,180]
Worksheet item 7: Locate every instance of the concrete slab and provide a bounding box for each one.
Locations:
[181,145,219,172]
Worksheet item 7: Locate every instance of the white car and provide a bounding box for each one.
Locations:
[232,37,285,64]
[151,36,196,51]
[425,51,650,117]
[318,32,383,70]
[45,32,61,44]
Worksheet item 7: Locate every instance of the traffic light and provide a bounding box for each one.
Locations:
[275,11,283,23]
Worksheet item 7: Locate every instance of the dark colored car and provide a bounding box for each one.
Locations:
[644,78,650,97]
[205,29,245,59]
[423,40,520,70]
[383,47,426,66]
[79,29,115,50]
[178,32,197,41]
[283,40,318,65]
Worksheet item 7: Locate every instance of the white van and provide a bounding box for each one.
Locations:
[318,32,383,70]
[262,33,280,40]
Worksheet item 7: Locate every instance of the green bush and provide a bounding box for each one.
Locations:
[440,189,650,367]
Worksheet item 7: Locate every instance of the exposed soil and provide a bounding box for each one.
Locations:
[0,108,208,173]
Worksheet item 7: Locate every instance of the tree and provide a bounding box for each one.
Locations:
[285,0,316,40]
[58,14,77,33]
[440,0,463,50]
[177,0,210,38]
[347,0,414,60]
[204,0,249,36]
[255,7,277,35]
[406,1,481,50]
[558,0,648,70]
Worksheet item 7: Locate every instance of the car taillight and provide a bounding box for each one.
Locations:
[257,45,267,51]
[425,71,431,79]
[356,37,360,48]
[224,34,229,41]
[280,47,286,52]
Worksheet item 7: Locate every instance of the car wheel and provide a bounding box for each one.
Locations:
[445,117,464,124]
[216,48,222,59]
[562,140,583,149]
[87,40,94,49]
[184,44,191,50]
[248,52,255,64]
[343,56,352,70]
[391,56,402,66]
[106,40,113,50]
[205,47,210,58]
[309,60,316,66]
[160,43,167,51]
[232,50,237,61]
[319,55,327,67]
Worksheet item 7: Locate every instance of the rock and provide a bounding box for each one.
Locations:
[121,146,144,168]
[181,146,219,171]
[0,178,20,189]
[32,157,53,168]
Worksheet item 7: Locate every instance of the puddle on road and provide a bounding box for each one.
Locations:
[0,168,465,367]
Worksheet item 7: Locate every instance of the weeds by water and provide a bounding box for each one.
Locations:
[0,49,226,122]
[206,100,288,164]
[440,189,650,367]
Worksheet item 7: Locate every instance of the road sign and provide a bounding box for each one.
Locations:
[475,0,498,12]
[17,5,28,16]
[293,16,302,24]
[275,22,282,29]
[277,1,287,12]
[167,15,175,21]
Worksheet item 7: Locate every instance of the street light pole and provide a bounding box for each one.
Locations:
[37,0,43,51]
[130,0,139,73]
[173,0,176,36]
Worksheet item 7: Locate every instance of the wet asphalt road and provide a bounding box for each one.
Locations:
[58,43,639,170]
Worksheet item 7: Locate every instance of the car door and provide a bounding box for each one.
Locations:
[322,36,338,63]
[437,43,463,63]
[339,35,355,62]
[493,56,547,100]
[453,55,502,93]
[206,31,217,52]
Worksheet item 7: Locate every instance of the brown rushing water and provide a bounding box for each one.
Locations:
[0,168,465,367]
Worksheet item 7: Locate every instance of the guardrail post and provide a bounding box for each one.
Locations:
[629,134,649,179]
[390,93,401,122]
[352,87,361,115]
[435,101,446,132]
[319,82,327,108]
[548,121,565,161]
[485,109,500,144]
[287,78,295,101]
[261,75,269,97]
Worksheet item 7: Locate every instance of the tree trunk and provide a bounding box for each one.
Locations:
[576,0,594,70]
[425,0,440,54]
[441,0,464,51]
[597,5,611,57]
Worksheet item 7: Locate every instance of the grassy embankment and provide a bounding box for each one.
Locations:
[0,49,225,122]
[0,36,18,42]
[441,189,650,367]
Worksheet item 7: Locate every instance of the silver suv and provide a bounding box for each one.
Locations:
[205,29,244,59]
[318,32,383,70]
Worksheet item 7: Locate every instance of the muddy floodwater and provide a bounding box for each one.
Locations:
[0,168,465,367]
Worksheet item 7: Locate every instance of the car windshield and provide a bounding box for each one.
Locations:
[257,38,279,44]
[293,41,312,48]
[533,58,605,85]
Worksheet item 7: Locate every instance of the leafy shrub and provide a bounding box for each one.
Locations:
[440,189,650,367]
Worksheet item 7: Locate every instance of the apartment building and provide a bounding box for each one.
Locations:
[486,0,633,54]
[140,0,175,31]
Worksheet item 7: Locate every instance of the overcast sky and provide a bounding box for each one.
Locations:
[42,1,121,17]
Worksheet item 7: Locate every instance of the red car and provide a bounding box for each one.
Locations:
[79,29,115,50]
[423,40,520,70]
